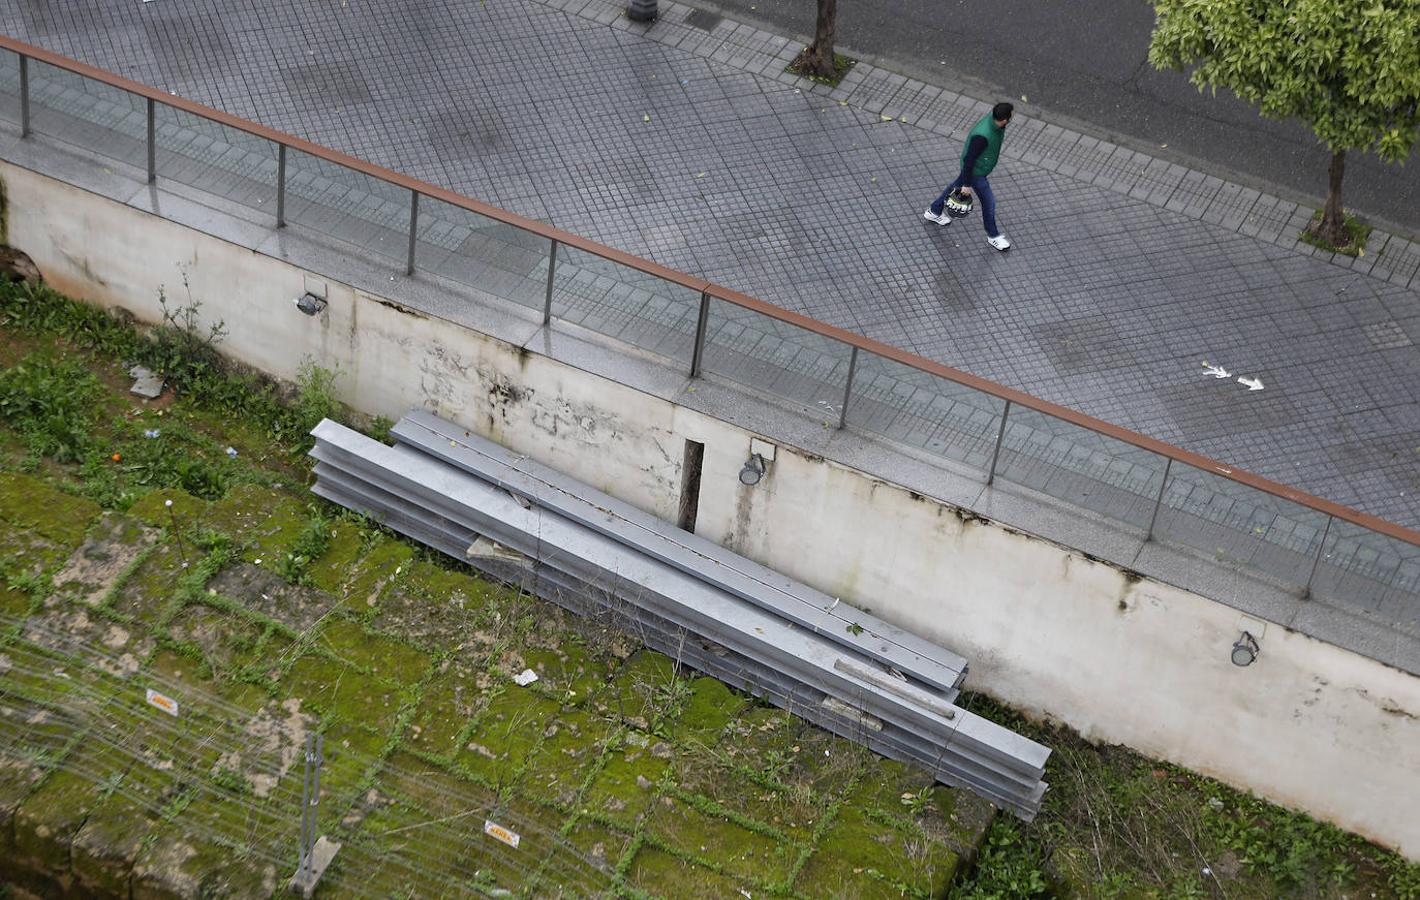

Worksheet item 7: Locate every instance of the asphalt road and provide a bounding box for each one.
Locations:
[688,0,1420,237]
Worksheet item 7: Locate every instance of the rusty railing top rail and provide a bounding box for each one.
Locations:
[5,33,1418,551]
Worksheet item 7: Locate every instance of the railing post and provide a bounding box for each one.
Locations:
[146,97,156,184]
[1302,515,1333,599]
[542,240,558,325]
[19,55,29,138]
[405,190,419,276]
[296,732,314,874]
[837,346,858,430]
[985,400,1011,485]
[689,290,711,378]
[275,144,287,228]
[1145,457,1173,542]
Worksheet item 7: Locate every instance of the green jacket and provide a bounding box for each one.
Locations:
[960,114,1005,177]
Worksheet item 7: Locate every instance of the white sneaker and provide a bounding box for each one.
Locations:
[923,208,952,226]
[987,234,1011,251]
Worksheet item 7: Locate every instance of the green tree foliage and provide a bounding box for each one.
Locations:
[1149,0,1420,247]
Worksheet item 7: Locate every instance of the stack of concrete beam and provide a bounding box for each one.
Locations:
[309,413,1049,818]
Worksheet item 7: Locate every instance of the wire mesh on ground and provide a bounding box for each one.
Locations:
[0,613,614,897]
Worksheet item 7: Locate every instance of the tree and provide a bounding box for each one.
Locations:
[1148,0,1420,248]
[793,0,839,80]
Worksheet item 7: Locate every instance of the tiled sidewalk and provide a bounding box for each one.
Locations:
[1,0,1419,530]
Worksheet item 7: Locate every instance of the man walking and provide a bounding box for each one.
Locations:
[924,102,1013,251]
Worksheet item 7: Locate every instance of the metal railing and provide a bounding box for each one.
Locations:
[1,36,1417,629]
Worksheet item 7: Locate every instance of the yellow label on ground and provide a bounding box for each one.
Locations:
[483,820,520,848]
[145,688,179,717]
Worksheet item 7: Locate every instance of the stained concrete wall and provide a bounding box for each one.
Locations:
[6,161,1418,859]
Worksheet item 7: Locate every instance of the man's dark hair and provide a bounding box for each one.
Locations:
[992,102,1014,122]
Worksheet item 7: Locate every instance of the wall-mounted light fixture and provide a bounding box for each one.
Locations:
[295,292,328,316]
[739,453,766,486]
[1231,631,1260,667]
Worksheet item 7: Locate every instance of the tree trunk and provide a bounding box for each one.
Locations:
[795,0,837,78]
[1311,150,1349,248]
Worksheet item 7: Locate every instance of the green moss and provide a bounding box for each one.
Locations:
[364,752,587,893]
[314,720,388,809]
[523,708,606,807]
[456,690,562,789]
[785,50,857,87]
[70,764,169,896]
[0,583,27,617]
[282,653,409,731]
[304,523,364,594]
[12,747,128,877]
[317,618,432,684]
[718,707,802,784]
[369,556,506,649]
[581,741,669,830]
[340,535,414,611]
[666,676,747,747]
[1300,210,1372,257]
[127,487,208,527]
[0,643,116,710]
[647,793,798,885]
[518,642,616,708]
[0,526,65,597]
[165,604,268,679]
[108,545,189,625]
[560,812,634,880]
[130,806,281,898]
[394,557,486,607]
[672,760,822,846]
[627,843,757,897]
[203,484,306,568]
[0,473,102,594]
[597,649,680,727]
[145,648,217,693]
[778,720,870,803]
[405,663,483,758]
[0,713,78,856]
[337,764,519,896]
[49,511,157,610]
[798,768,963,898]
[0,472,101,547]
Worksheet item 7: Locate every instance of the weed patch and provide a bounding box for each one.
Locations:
[0,353,105,462]
[1301,210,1373,256]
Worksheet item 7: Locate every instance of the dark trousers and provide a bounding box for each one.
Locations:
[930,174,999,237]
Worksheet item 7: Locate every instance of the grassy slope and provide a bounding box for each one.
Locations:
[0,281,987,898]
[0,279,1418,899]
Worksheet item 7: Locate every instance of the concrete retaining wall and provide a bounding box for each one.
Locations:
[6,161,1418,859]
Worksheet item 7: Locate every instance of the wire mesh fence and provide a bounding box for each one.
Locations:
[0,614,612,897]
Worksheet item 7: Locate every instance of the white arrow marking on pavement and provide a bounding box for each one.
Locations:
[1237,376,1264,392]
[1201,362,1231,379]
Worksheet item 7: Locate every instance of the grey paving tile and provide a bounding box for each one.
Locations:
[1129,157,1185,205]
[883,82,940,126]
[1034,124,1080,172]
[1054,135,1113,183]
[1091,146,1151,194]
[1374,238,1420,288]
[1165,170,1223,218]
[846,68,907,115]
